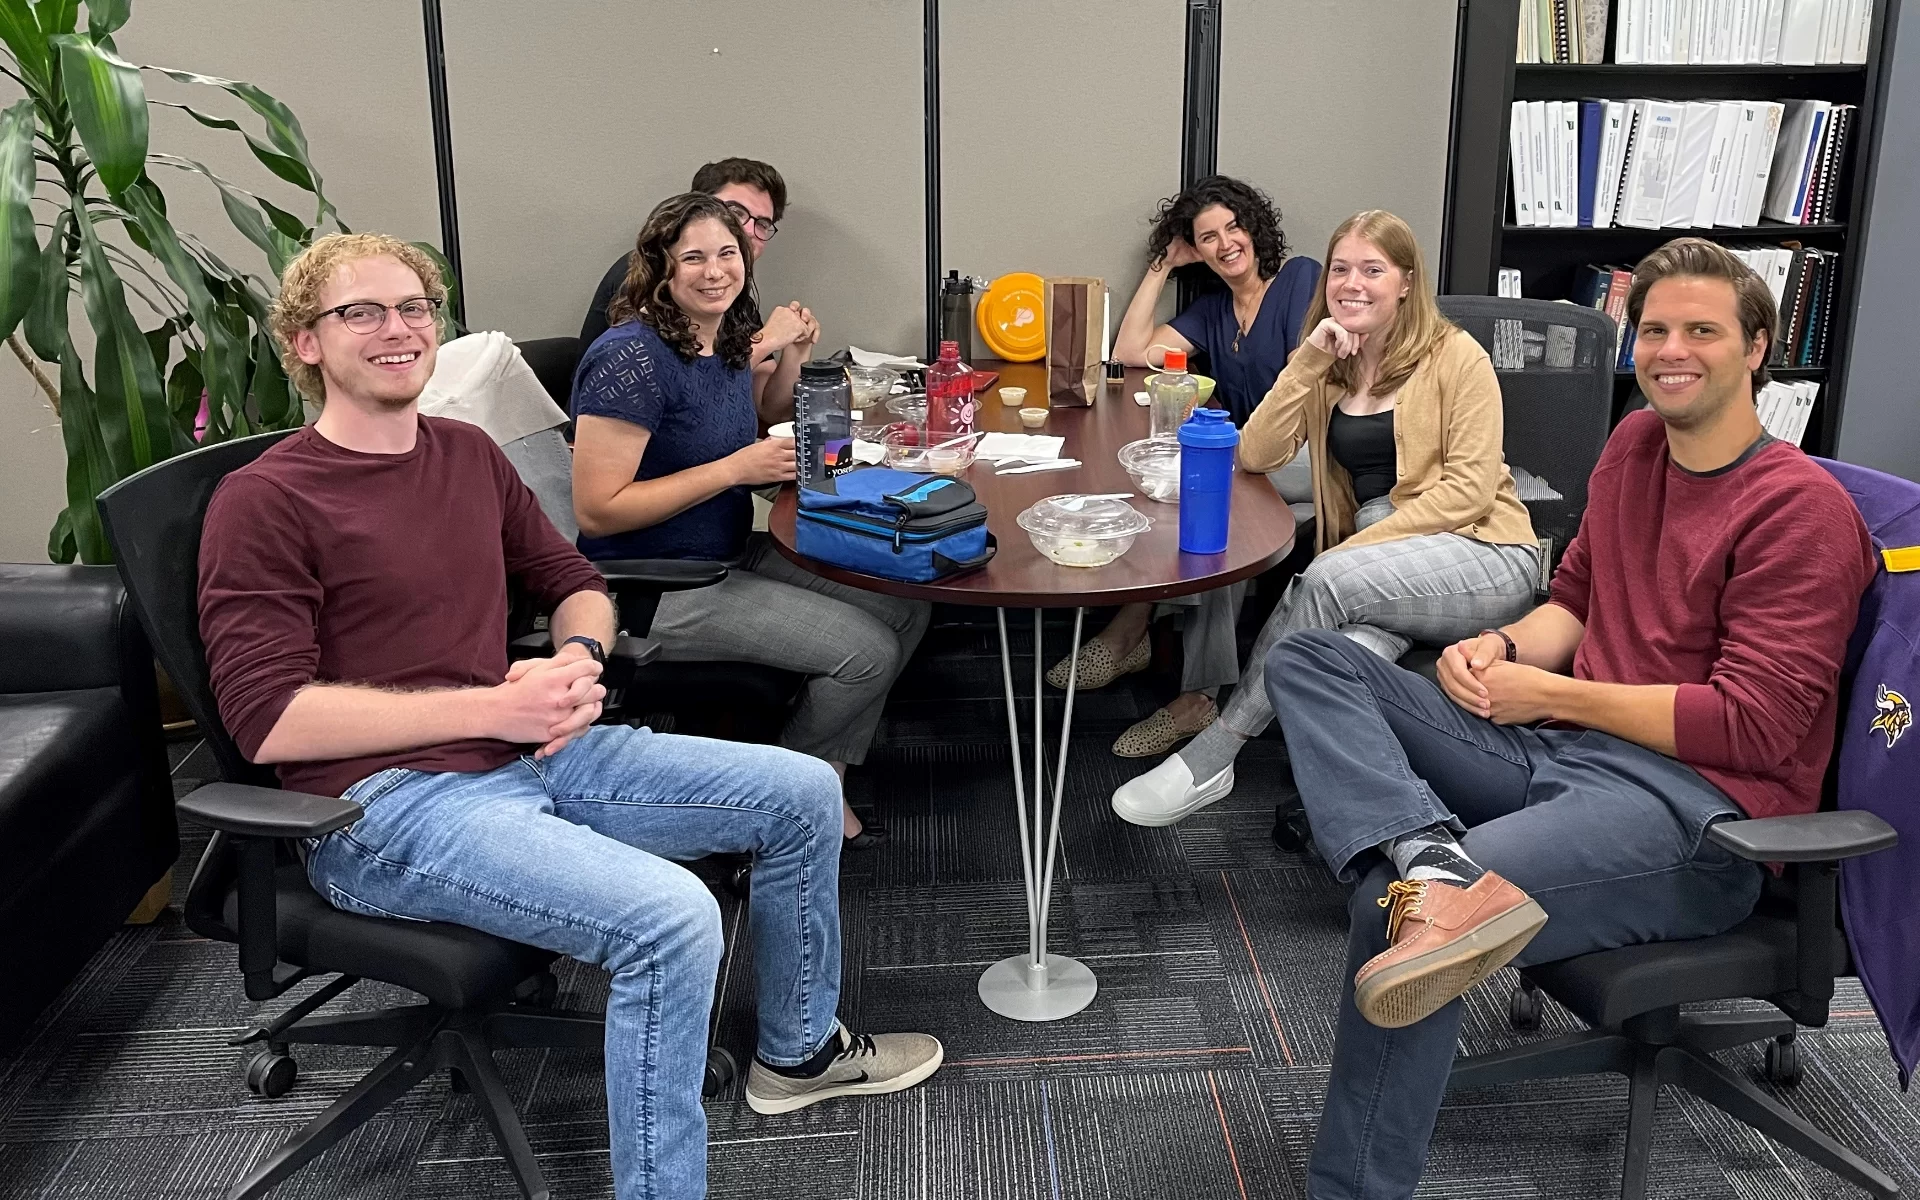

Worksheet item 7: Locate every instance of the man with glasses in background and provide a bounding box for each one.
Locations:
[581,157,817,421]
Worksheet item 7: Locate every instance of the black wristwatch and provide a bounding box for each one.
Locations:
[561,635,607,666]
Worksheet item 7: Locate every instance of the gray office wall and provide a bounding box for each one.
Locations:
[1836,3,1919,482]
[439,2,926,355]
[940,0,1187,336]
[1218,0,1458,276]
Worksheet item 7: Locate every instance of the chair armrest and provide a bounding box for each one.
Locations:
[613,634,662,666]
[595,559,728,637]
[594,559,729,591]
[1706,811,1898,863]
[177,781,363,839]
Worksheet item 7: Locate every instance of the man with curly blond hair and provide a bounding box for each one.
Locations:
[196,232,942,1200]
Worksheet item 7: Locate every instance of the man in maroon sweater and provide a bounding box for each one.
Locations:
[197,233,940,1200]
[1261,238,1875,1199]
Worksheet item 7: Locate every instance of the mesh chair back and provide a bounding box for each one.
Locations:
[517,336,582,411]
[1437,296,1616,560]
[98,430,297,788]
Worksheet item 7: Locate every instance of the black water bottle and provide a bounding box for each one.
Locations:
[939,270,974,363]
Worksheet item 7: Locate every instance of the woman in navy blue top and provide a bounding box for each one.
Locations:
[1113,175,1320,424]
[1059,177,1320,754]
[570,192,929,846]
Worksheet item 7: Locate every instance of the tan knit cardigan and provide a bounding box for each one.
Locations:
[1237,329,1537,555]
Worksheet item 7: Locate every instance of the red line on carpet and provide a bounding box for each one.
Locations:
[1221,870,1297,1067]
[1208,1069,1252,1200]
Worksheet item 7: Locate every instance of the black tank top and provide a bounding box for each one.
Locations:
[1327,408,1397,506]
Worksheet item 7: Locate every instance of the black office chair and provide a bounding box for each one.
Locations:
[97,430,732,1200]
[513,334,805,742]
[1448,734,1901,1193]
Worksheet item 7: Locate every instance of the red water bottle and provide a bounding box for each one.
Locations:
[926,340,975,440]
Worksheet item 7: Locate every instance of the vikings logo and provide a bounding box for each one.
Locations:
[1870,685,1912,750]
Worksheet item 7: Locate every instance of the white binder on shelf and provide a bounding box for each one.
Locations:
[1843,0,1874,61]
[1739,101,1786,227]
[1556,101,1581,228]
[1594,100,1630,228]
[1620,100,1684,229]
[1664,102,1721,227]
[1761,0,1790,59]
[1694,102,1745,228]
[1509,101,1536,226]
[1527,100,1552,227]
[1778,0,1826,64]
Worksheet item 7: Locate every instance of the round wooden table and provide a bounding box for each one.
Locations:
[769,358,1296,1022]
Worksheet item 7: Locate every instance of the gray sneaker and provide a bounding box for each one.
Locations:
[745,1022,943,1115]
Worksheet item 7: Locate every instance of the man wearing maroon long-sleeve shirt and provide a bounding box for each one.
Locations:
[1258,238,1875,1200]
[196,233,940,1200]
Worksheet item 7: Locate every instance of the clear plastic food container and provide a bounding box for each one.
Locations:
[1016,494,1153,567]
[848,365,900,410]
[1118,438,1181,503]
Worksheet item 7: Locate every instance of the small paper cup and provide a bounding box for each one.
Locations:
[999,386,1028,408]
[1018,407,1048,428]
[766,421,795,439]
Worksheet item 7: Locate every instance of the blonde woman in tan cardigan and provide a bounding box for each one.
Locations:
[1113,210,1542,827]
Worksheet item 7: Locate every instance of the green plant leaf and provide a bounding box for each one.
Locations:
[148,152,279,261]
[148,99,321,197]
[147,66,337,226]
[0,1,51,95]
[409,239,463,340]
[250,328,292,427]
[46,506,75,563]
[166,342,201,430]
[84,0,128,37]
[55,333,115,563]
[74,195,170,474]
[0,98,43,338]
[118,178,249,449]
[53,33,146,195]
[33,0,76,35]
[22,204,68,361]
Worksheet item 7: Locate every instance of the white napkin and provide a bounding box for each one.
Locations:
[975,432,1065,462]
[849,345,926,370]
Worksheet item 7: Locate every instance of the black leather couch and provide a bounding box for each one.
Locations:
[0,564,178,1039]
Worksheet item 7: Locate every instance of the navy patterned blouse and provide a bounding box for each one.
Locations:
[569,321,756,562]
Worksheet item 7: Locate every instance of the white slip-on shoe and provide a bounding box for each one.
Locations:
[1111,756,1235,827]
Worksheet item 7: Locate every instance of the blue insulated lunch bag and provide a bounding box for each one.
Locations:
[795,468,995,583]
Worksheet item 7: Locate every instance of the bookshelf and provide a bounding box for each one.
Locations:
[1440,0,1902,456]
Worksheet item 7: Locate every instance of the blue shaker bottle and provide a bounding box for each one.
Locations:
[1178,408,1238,554]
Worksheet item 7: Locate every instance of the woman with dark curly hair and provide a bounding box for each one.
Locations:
[1056,176,1321,757]
[1113,174,1320,424]
[570,192,928,848]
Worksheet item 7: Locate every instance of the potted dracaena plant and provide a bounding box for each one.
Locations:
[0,0,456,563]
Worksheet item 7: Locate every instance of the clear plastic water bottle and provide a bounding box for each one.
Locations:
[1178,407,1239,554]
[1149,349,1200,441]
[793,361,852,486]
[926,340,975,441]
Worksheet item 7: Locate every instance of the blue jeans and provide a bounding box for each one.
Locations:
[305,724,845,1200]
[1268,631,1765,1200]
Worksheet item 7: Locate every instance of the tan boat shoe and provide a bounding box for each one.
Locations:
[1045,636,1150,690]
[1111,696,1219,758]
[1354,873,1548,1029]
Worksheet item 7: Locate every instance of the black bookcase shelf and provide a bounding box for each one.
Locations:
[1441,0,1902,458]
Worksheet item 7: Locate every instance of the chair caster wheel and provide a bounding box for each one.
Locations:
[1271,802,1313,854]
[1508,984,1540,1030]
[245,1049,298,1098]
[1766,1034,1801,1086]
[703,1047,737,1098]
[726,864,752,899]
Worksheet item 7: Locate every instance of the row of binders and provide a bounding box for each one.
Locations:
[1508,98,1854,229]
[1754,379,1822,446]
[1518,0,1874,64]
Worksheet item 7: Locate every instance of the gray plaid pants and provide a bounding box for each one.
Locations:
[1215,498,1541,739]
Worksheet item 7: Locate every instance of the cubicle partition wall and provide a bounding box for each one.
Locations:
[1217,0,1459,270]
[938,0,1186,334]
[439,2,928,352]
